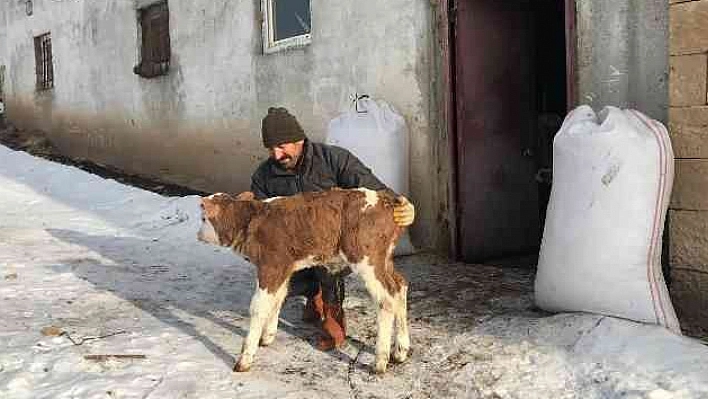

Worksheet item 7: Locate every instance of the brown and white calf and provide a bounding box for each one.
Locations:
[197,188,410,374]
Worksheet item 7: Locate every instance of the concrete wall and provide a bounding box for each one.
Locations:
[575,0,669,123]
[0,0,445,251]
[668,0,708,336]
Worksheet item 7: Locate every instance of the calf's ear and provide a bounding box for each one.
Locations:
[235,191,255,201]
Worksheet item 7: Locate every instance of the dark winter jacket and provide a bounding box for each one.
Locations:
[250,139,388,199]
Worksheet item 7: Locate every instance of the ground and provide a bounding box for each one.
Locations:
[1,123,708,398]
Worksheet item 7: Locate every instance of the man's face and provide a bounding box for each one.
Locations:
[268,140,304,170]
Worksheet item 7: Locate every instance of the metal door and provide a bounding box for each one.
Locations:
[453,0,540,261]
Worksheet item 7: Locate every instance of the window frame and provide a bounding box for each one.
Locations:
[33,32,54,91]
[134,1,171,79]
[261,0,312,54]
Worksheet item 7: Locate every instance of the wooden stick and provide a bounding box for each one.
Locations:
[63,330,127,345]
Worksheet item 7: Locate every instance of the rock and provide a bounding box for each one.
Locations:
[40,326,64,337]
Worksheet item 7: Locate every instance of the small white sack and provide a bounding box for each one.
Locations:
[535,105,680,334]
[326,98,415,256]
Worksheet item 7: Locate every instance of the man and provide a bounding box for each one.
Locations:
[251,107,415,350]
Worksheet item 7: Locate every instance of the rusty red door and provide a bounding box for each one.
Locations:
[453,0,540,261]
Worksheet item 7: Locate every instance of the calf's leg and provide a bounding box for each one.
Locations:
[234,284,279,372]
[353,258,397,374]
[391,274,410,364]
[374,296,395,374]
[260,281,289,347]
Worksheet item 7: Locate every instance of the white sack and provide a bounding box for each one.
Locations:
[535,105,680,334]
[327,98,415,256]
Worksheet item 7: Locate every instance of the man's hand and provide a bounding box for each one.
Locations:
[393,196,415,227]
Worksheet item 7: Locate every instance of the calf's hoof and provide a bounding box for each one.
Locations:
[259,333,276,347]
[373,358,388,374]
[233,358,251,372]
[391,345,409,364]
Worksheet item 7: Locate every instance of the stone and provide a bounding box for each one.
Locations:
[40,326,64,337]
[671,160,708,210]
[669,210,708,270]
[670,0,708,55]
[669,106,708,158]
[670,268,708,335]
[669,54,707,106]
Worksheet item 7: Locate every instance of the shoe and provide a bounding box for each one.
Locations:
[317,302,346,350]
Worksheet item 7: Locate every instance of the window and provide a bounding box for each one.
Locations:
[262,0,311,54]
[134,1,170,78]
[34,33,53,91]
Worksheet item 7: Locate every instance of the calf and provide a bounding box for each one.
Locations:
[197,188,410,374]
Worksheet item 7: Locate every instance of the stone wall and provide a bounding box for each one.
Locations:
[669,0,708,336]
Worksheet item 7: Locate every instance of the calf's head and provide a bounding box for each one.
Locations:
[197,191,260,248]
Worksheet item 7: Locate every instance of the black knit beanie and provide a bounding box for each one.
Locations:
[261,107,307,148]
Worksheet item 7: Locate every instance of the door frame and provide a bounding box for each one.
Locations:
[441,0,578,260]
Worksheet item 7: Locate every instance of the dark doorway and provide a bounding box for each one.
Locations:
[451,0,569,263]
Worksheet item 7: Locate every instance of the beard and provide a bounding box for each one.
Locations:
[277,155,298,170]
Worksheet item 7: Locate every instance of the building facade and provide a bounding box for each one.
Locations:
[2,0,703,333]
[0,0,450,252]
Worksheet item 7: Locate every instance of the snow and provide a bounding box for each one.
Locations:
[1,144,708,398]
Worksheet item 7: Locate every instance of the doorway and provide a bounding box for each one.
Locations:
[451,0,571,263]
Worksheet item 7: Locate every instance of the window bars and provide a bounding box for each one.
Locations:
[34,33,53,91]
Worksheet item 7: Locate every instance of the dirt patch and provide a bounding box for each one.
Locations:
[0,123,207,197]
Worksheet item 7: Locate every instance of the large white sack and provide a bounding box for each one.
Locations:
[535,105,680,334]
[326,97,415,256]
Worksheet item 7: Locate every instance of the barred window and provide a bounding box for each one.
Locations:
[134,2,170,78]
[34,33,53,91]
[262,0,311,54]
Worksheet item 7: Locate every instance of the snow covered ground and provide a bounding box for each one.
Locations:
[1,144,708,399]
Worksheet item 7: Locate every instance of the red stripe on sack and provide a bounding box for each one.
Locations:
[636,111,667,326]
[630,110,669,327]
[650,117,680,333]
